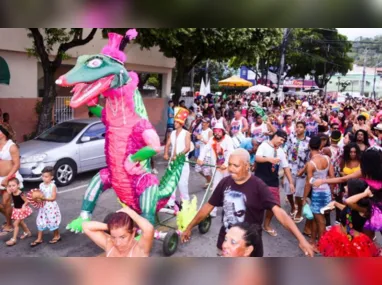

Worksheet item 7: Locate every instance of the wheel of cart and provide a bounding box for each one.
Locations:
[162,229,179,256]
[198,215,211,234]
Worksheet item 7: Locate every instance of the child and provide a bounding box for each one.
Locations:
[30,166,62,247]
[5,177,33,246]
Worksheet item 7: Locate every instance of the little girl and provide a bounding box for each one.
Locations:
[30,166,62,247]
[5,177,33,246]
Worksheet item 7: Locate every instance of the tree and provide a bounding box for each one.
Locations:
[231,28,354,90]
[28,28,97,135]
[104,28,282,104]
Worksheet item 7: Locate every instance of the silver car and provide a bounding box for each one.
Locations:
[19,118,106,186]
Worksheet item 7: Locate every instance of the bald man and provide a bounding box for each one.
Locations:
[181,148,314,257]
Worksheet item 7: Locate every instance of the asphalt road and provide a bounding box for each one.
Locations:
[1,155,381,257]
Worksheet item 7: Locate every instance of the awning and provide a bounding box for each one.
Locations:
[0,56,10,85]
[218,76,253,87]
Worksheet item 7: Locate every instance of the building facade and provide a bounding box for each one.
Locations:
[0,28,175,142]
[326,65,382,98]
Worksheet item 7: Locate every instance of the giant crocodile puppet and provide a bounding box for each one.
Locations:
[56,29,185,232]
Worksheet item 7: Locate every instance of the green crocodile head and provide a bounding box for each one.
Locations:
[55,54,130,108]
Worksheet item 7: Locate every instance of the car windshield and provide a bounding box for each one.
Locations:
[36,122,88,143]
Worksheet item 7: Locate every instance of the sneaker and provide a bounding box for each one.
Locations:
[152,168,159,175]
[210,208,217,218]
[326,226,332,231]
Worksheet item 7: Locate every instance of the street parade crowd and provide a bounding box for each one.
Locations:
[1,91,382,257]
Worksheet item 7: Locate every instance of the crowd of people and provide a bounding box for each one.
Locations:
[162,92,382,257]
[1,92,382,257]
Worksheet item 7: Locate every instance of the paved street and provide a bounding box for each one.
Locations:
[1,154,381,257]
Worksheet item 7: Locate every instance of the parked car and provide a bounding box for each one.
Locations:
[19,118,106,186]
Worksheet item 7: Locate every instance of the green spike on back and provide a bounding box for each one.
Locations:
[134,89,149,119]
[158,154,186,199]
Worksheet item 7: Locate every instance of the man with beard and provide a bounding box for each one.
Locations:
[197,123,234,217]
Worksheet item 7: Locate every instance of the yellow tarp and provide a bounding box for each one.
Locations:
[218,76,253,87]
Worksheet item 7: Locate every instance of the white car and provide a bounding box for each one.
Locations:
[19,118,106,186]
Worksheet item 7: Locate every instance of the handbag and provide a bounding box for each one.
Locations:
[303,204,314,220]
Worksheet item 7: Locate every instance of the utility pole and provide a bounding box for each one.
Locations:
[205,59,209,84]
[190,66,195,94]
[277,28,290,102]
[373,58,381,100]
[361,48,368,96]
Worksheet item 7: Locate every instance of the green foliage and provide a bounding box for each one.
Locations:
[26,28,80,59]
[231,28,354,88]
[147,74,160,88]
[285,28,353,87]
[103,28,282,101]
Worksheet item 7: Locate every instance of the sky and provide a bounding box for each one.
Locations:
[337,28,382,40]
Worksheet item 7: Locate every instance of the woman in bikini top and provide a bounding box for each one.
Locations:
[83,205,154,257]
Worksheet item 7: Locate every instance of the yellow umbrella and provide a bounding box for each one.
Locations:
[218,76,253,87]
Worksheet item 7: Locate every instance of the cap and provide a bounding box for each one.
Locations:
[275,130,288,141]
[307,106,313,111]
[375,123,382,131]
[212,122,226,132]
[196,112,203,118]
[202,117,210,123]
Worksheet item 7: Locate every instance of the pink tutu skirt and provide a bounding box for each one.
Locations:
[11,206,33,220]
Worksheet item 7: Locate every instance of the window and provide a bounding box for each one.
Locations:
[37,122,87,143]
[82,123,105,141]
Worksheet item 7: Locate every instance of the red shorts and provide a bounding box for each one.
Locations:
[268,186,280,205]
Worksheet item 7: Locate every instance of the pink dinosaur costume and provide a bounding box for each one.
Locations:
[56,30,185,232]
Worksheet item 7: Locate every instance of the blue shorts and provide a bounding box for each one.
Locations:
[311,190,332,214]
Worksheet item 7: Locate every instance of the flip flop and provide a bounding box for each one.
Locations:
[49,237,62,244]
[20,232,32,240]
[6,238,17,246]
[30,240,43,247]
[263,228,278,237]
[294,216,304,224]
[0,228,14,236]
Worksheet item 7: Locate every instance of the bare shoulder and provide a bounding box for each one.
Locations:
[9,144,19,153]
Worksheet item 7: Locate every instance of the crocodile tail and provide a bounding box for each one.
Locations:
[158,154,186,200]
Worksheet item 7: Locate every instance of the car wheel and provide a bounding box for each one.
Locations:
[54,159,77,186]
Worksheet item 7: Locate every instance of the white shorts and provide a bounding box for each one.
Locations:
[0,172,24,190]
[283,175,305,198]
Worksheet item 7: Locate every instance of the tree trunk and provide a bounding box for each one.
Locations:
[173,61,185,105]
[36,67,57,135]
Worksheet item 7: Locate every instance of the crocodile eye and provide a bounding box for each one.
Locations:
[87,58,102,68]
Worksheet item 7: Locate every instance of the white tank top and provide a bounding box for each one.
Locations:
[199,128,212,157]
[0,140,15,160]
[250,123,267,138]
[230,118,244,135]
[211,117,224,128]
[170,129,188,159]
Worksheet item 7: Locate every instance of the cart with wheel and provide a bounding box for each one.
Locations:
[103,161,218,256]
